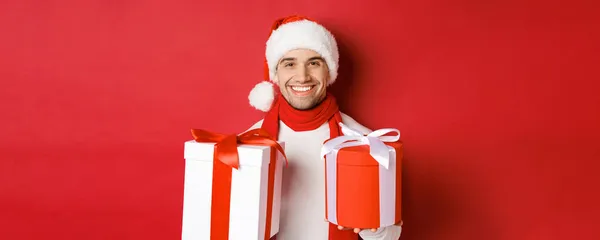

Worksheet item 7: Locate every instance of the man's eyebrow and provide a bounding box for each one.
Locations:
[279,57,296,63]
[278,56,324,65]
[307,56,325,61]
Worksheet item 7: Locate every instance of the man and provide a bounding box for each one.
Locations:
[246,15,403,240]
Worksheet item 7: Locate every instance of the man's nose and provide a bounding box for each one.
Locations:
[294,66,310,82]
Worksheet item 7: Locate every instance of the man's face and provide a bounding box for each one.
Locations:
[275,49,329,110]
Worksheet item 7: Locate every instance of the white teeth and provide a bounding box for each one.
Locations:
[291,86,312,92]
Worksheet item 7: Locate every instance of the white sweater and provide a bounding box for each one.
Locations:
[247,112,402,240]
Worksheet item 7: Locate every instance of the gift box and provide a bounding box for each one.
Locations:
[181,129,286,240]
[321,123,403,229]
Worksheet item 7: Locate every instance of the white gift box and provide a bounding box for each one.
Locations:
[181,140,285,240]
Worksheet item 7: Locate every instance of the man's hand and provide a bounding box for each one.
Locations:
[326,219,403,234]
[338,225,377,234]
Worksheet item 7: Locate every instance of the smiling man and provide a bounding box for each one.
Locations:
[247,15,402,240]
[276,50,328,109]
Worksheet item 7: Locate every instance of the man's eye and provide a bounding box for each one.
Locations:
[309,61,321,66]
[284,62,294,67]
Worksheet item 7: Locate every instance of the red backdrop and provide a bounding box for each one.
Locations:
[1,0,599,239]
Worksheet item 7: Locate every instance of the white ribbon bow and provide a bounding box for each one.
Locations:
[321,123,401,169]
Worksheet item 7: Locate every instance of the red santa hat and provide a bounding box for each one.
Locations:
[248,15,340,112]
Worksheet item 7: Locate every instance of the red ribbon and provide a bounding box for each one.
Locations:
[191,128,288,240]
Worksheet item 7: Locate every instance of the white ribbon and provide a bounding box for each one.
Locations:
[321,123,400,169]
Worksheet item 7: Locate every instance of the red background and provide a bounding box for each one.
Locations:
[1,0,599,239]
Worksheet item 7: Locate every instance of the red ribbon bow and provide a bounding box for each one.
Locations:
[191,128,288,169]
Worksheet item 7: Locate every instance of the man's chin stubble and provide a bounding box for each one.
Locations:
[289,98,324,110]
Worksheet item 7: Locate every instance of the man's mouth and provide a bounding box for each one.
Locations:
[289,85,316,96]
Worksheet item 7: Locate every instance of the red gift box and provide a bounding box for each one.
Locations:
[321,124,403,229]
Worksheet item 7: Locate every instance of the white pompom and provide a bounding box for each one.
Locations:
[248,81,275,112]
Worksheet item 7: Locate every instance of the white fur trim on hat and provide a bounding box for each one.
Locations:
[248,81,275,112]
[265,19,339,85]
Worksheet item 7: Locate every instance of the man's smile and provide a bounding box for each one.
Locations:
[288,85,316,96]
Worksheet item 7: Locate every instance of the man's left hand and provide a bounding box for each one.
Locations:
[327,219,403,234]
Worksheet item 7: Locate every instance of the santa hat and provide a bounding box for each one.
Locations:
[248,15,340,112]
